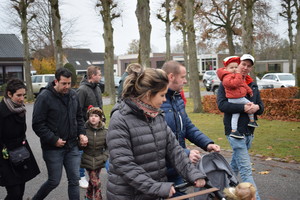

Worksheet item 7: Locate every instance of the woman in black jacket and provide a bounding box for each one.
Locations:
[107,68,206,200]
[0,79,40,200]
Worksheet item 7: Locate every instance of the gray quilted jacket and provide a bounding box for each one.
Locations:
[106,99,206,200]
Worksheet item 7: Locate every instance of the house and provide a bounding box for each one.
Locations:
[117,53,184,76]
[63,48,106,76]
[255,59,296,74]
[0,34,24,85]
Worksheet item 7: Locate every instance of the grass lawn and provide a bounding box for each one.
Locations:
[103,98,300,163]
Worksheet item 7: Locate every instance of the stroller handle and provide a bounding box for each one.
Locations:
[173,181,225,200]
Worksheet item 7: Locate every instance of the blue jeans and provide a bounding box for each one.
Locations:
[32,146,81,200]
[227,135,261,200]
[79,150,85,177]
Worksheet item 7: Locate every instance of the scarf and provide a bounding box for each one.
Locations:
[245,75,253,85]
[3,97,26,117]
[131,98,160,118]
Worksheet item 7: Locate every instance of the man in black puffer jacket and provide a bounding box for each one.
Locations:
[32,68,88,200]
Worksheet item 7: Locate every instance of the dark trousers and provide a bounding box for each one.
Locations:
[5,183,25,200]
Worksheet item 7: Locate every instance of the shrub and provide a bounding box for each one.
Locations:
[202,87,300,121]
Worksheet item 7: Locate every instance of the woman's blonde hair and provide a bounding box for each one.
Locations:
[122,68,168,99]
[223,182,256,200]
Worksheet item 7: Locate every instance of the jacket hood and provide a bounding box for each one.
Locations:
[216,67,230,81]
[80,75,98,88]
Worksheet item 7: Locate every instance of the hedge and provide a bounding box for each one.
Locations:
[202,87,300,122]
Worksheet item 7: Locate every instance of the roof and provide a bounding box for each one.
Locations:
[63,48,104,70]
[0,34,24,59]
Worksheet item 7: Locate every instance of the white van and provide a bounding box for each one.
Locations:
[31,74,55,95]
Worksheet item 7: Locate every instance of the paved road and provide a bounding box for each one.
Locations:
[1,102,299,200]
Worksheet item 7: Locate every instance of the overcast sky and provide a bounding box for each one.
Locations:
[0,0,288,56]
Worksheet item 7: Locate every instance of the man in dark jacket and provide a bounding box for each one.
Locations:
[217,54,264,200]
[161,60,220,197]
[32,68,88,200]
[76,65,104,188]
[77,65,103,122]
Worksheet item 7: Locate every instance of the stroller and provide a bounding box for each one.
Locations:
[169,152,239,200]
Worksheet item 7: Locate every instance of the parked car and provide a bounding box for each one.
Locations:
[100,76,122,91]
[260,73,295,88]
[114,76,121,88]
[205,75,220,95]
[256,77,274,90]
[202,70,216,85]
[31,74,55,95]
[205,76,274,95]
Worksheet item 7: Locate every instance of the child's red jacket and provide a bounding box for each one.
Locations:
[217,67,253,99]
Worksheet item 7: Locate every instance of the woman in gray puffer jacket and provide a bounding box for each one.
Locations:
[107,68,207,200]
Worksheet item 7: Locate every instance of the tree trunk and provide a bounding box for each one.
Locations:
[186,0,202,113]
[100,0,116,105]
[165,0,171,61]
[295,0,300,98]
[175,0,189,92]
[136,0,151,68]
[19,0,34,101]
[287,1,294,73]
[240,0,256,81]
[182,29,189,94]
[226,25,235,55]
[49,0,63,69]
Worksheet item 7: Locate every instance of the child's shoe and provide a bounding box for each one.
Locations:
[79,176,89,189]
[229,130,245,139]
[248,121,258,127]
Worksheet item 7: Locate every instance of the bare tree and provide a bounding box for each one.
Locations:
[280,0,296,73]
[239,0,257,81]
[11,0,36,102]
[49,0,63,69]
[198,0,240,55]
[29,0,76,59]
[97,0,120,105]
[173,0,189,84]
[294,0,300,91]
[186,0,202,112]
[157,0,177,61]
[136,0,151,68]
[127,39,140,54]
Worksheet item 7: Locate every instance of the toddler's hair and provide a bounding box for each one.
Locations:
[223,182,256,200]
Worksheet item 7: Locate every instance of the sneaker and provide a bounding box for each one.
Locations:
[229,130,245,139]
[79,176,89,189]
[248,121,258,127]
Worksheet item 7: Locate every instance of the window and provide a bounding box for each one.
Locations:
[263,75,274,80]
[75,61,81,65]
[86,61,91,65]
[201,58,217,72]
[268,64,281,72]
[45,76,55,83]
[5,66,23,82]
